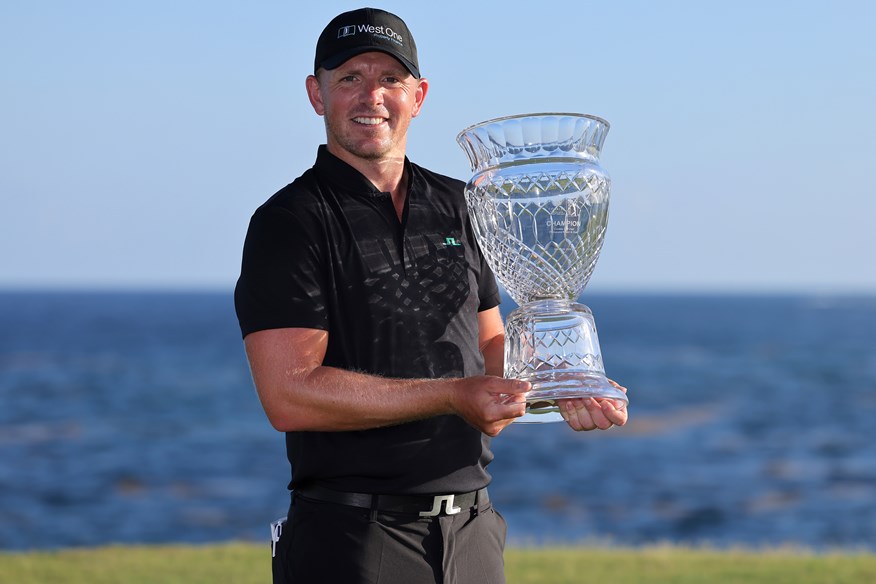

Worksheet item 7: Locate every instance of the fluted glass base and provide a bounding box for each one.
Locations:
[504,300,628,424]
[515,371,628,423]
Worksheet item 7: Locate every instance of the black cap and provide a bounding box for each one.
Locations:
[314,8,420,78]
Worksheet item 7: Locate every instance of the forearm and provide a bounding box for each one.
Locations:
[244,326,528,436]
[264,364,457,432]
[244,328,448,432]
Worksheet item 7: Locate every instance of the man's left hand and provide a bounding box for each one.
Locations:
[558,380,628,432]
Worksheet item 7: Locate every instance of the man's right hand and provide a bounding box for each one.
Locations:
[449,376,530,436]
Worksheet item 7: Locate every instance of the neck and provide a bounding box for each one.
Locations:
[326,145,409,220]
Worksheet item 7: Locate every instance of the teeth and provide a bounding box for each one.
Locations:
[354,117,384,125]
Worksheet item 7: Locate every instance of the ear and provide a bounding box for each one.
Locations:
[306,74,325,116]
[410,77,429,118]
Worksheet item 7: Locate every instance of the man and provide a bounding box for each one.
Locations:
[234,7,627,583]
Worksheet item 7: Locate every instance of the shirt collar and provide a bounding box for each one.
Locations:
[314,145,415,198]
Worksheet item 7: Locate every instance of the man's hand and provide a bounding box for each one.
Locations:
[558,380,628,432]
[450,376,530,437]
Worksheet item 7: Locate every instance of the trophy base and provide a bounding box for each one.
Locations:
[514,370,629,424]
[504,300,628,424]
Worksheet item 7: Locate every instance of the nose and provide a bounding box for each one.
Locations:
[359,79,384,106]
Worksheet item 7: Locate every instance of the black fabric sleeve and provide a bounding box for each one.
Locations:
[234,204,328,338]
[476,255,501,312]
[469,221,501,312]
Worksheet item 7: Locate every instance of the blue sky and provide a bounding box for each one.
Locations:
[2,1,874,293]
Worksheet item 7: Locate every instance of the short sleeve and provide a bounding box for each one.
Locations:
[470,222,500,312]
[234,204,328,338]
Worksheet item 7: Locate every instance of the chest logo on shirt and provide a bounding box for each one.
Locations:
[443,237,463,247]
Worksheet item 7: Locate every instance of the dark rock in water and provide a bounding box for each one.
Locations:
[673,506,726,536]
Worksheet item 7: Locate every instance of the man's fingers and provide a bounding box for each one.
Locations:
[500,391,529,405]
[607,378,628,393]
[501,401,527,418]
[559,397,623,431]
[583,398,615,429]
[494,379,530,404]
[497,379,531,394]
[481,400,526,436]
[600,399,628,426]
[560,398,596,431]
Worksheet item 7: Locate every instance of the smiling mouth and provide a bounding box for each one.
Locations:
[352,116,387,126]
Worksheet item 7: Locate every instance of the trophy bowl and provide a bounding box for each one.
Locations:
[457,113,628,423]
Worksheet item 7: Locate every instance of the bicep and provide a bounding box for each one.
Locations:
[245,326,327,381]
[244,327,328,425]
[477,306,504,350]
[478,307,505,377]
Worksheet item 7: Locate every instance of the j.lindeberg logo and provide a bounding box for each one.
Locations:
[337,23,404,45]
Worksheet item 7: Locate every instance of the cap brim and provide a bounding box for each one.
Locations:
[318,47,420,79]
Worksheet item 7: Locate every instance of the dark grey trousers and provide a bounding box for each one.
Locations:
[272,493,507,584]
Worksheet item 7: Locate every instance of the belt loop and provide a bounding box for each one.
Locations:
[476,488,488,514]
[368,493,379,521]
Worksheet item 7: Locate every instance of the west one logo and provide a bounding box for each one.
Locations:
[337,23,404,44]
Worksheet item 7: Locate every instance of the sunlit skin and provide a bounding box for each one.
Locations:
[559,382,628,431]
[305,51,428,206]
[296,50,627,433]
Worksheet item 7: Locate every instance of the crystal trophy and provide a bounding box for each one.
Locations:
[457,113,628,423]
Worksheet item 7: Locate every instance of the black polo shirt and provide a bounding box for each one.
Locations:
[234,146,501,495]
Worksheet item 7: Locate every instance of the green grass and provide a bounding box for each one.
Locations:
[505,545,876,583]
[1,542,875,583]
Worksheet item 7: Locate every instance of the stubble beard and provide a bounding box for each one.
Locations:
[323,107,413,163]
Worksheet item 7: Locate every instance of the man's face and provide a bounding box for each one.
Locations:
[306,51,428,165]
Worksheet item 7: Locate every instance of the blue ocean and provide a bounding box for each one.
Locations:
[2,291,875,551]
